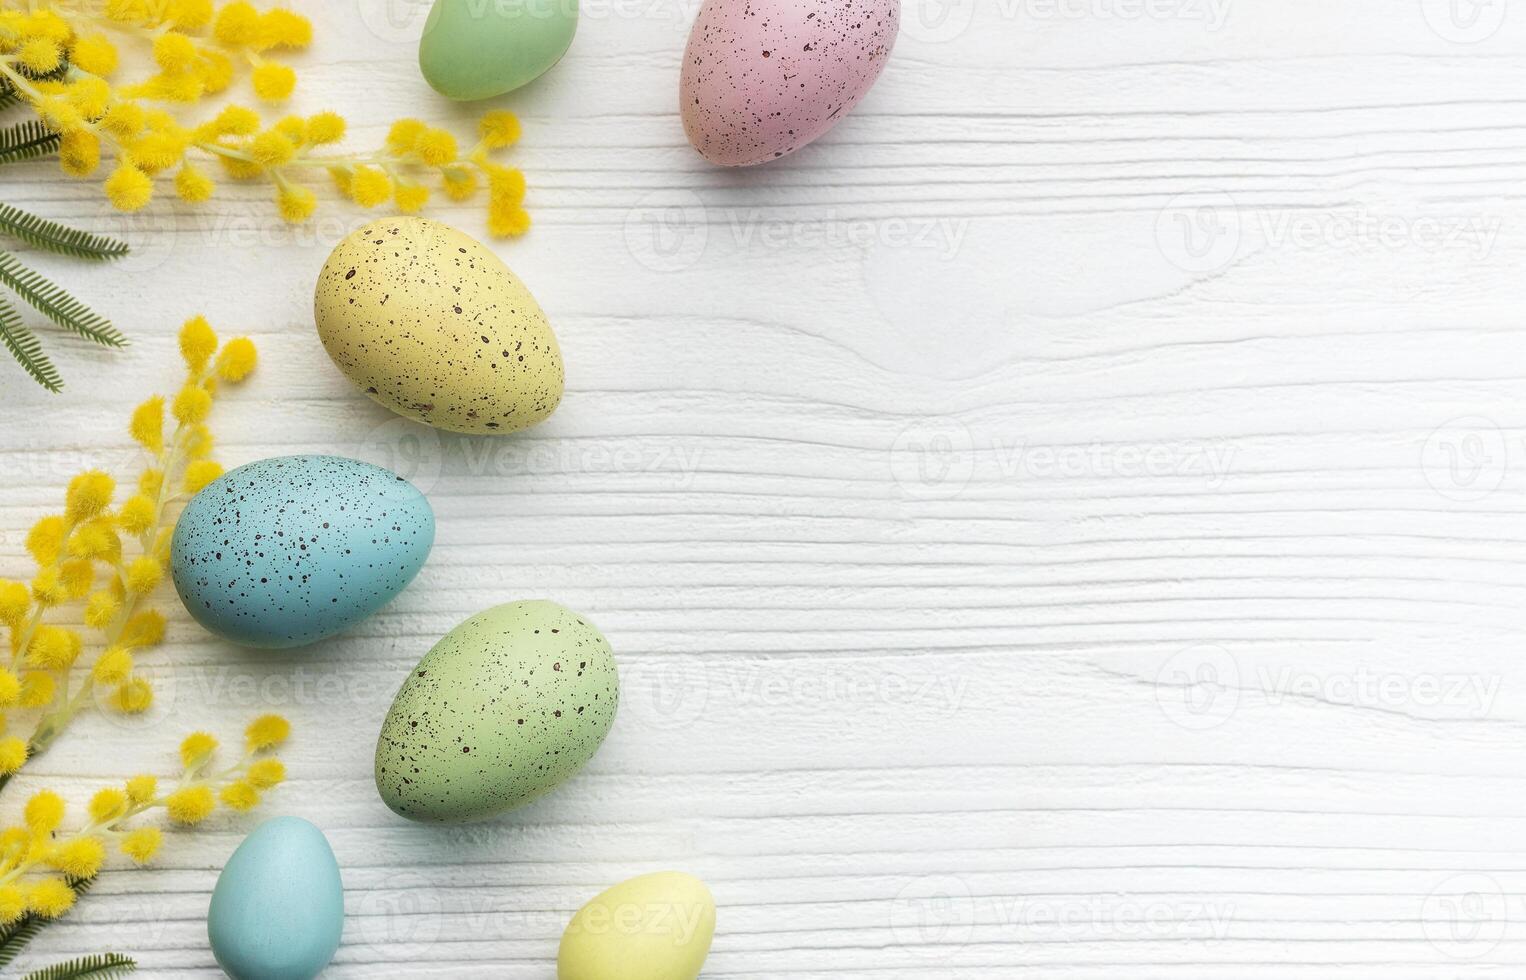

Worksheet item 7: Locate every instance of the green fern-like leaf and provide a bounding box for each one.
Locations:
[20,952,136,980]
[0,203,128,260]
[0,119,60,166]
[0,295,62,392]
[0,877,95,967]
[0,251,125,347]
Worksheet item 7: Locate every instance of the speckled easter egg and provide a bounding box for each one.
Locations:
[314,217,564,435]
[208,817,344,980]
[558,872,717,980]
[171,455,434,649]
[375,600,618,822]
[680,0,899,166]
[419,0,578,100]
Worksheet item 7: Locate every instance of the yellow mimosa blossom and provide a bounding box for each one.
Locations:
[182,460,223,494]
[165,786,214,825]
[88,788,127,823]
[126,556,162,595]
[171,384,212,424]
[479,111,522,149]
[49,837,104,880]
[216,338,257,381]
[65,472,114,523]
[219,781,258,811]
[0,740,25,776]
[245,714,290,751]
[111,678,153,714]
[0,583,27,627]
[180,731,217,768]
[121,610,166,648]
[0,885,23,924]
[245,757,285,790]
[92,647,133,686]
[116,495,156,534]
[24,791,64,833]
[24,517,65,567]
[25,878,73,918]
[120,827,161,864]
[179,315,218,371]
[18,674,53,709]
[125,775,157,805]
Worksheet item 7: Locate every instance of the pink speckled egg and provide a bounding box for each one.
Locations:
[680,0,899,167]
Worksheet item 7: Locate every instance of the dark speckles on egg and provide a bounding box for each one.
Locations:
[373,600,619,823]
[680,0,900,166]
[314,217,565,436]
[169,456,435,649]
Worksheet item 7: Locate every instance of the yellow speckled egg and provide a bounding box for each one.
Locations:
[314,216,563,435]
[558,872,716,980]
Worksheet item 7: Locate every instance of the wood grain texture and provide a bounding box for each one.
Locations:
[2,0,1526,976]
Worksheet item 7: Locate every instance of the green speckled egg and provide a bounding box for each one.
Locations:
[314,217,563,435]
[375,600,618,822]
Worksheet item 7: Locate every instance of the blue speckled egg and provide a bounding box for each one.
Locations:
[208,816,344,980]
[171,455,434,649]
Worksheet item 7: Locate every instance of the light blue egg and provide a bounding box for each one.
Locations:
[171,455,434,649]
[208,816,344,980]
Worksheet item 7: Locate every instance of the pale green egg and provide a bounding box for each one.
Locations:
[419,0,578,100]
[558,872,716,980]
[375,600,618,822]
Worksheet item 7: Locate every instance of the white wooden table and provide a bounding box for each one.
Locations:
[3,0,1525,976]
